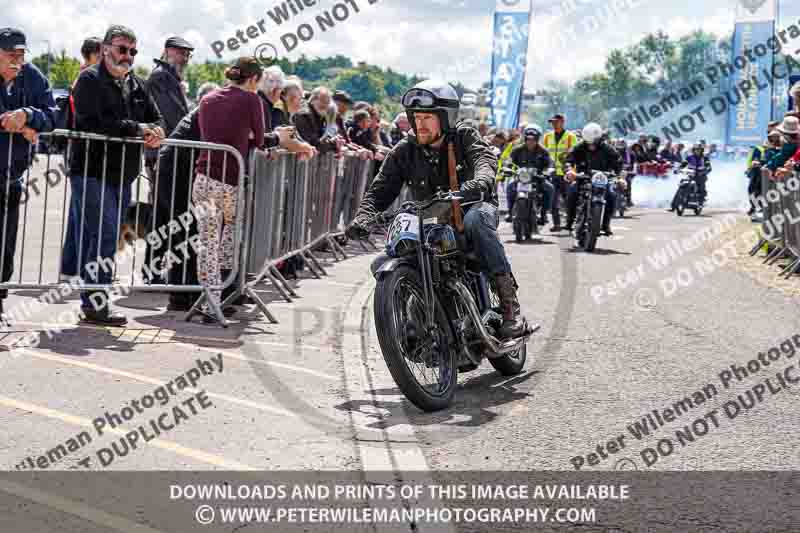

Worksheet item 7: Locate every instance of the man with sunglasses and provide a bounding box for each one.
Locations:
[0,28,56,323]
[346,80,531,340]
[69,24,164,325]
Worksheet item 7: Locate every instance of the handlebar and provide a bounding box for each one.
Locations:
[366,190,484,227]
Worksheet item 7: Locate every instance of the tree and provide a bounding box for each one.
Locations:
[332,68,386,102]
[31,53,56,78]
[48,51,80,89]
[627,31,678,88]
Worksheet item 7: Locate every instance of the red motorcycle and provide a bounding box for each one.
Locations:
[636,158,672,177]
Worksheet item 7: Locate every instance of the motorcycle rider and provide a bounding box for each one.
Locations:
[542,113,578,231]
[645,135,661,161]
[345,80,531,339]
[563,123,622,235]
[505,125,554,225]
[670,143,711,211]
[615,139,636,208]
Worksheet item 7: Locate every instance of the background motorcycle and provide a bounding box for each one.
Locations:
[365,192,537,412]
[510,167,547,242]
[573,171,609,252]
[674,168,705,216]
[612,174,628,218]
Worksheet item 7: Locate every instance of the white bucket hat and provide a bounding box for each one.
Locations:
[776,116,800,136]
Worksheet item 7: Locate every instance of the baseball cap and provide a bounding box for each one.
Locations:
[164,36,194,50]
[547,113,565,122]
[0,28,27,51]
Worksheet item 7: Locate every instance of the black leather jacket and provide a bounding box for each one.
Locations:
[565,141,622,175]
[354,123,497,225]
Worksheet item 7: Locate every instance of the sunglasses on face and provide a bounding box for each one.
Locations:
[109,44,138,57]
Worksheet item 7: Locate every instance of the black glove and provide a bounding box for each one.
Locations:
[345,220,370,240]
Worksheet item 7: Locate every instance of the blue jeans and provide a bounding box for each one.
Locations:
[67,176,130,308]
[463,202,511,275]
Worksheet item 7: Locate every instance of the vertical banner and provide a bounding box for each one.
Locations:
[726,1,776,147]
[489,0,531,129]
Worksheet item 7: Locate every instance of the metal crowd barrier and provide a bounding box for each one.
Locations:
[243,149,378,313]
[776,170,800,278]
[0,129,248,326]
[748,169,800,279]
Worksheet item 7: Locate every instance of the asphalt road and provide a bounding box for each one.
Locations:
[2,202,799,476]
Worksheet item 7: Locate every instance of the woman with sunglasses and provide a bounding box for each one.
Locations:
[193,56,265,323]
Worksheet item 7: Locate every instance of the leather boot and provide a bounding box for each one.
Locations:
[494,273,528,339]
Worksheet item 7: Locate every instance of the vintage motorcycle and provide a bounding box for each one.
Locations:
[673,167,705,216]
[510,167,548,242]
[364,191,538,412]
[611,173,629,218]
[573,171,610,253]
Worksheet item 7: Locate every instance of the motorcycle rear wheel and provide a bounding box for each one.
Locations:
[374,266,457,412]
[485,279,527,376]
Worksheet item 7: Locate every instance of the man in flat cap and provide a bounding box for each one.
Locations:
[0,27,56,320]
[148,36,193,137]
[144,36,193,284]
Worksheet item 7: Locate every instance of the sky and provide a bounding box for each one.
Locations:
[4,0,787,90]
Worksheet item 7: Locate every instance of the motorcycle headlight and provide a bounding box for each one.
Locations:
[591,173,608,186]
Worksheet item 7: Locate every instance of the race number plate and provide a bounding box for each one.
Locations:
[518,183,532,193]
[387,212,420,245]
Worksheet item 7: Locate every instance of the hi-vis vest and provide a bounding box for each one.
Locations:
[543,130,578,176]
[496,142,516,181]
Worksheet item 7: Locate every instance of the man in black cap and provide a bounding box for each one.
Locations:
[144,36,194,285]
[332,90,353,142]
[147,36,193,137]
[0,27,56,321]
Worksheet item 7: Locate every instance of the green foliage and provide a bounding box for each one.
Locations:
[26,49,424,113]
[49,51,80,89]
[536,29,733,129]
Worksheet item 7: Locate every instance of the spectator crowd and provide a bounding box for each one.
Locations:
[0,25,414,326]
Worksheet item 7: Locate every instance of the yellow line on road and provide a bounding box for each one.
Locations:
[13,348,296,418]
[0,394,255,470]
[0,478,169,533]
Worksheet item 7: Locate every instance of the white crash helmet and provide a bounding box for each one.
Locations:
[582,123,604,143]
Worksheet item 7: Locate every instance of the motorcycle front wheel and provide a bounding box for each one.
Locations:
[675,192,685,216]
[374,266,457,412]
[585,203,603,252]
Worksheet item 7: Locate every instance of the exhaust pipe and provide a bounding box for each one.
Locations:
[448,280,532,359]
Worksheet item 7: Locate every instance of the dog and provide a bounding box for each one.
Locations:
[118,202,154,252]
